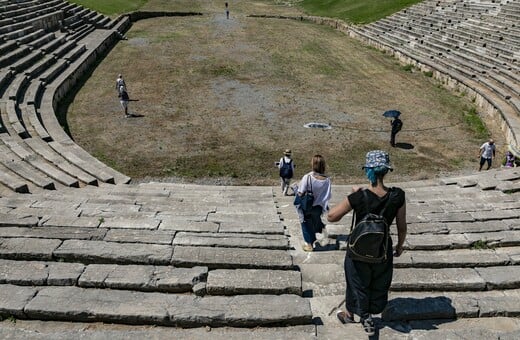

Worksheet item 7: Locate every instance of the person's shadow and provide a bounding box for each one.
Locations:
[395,142,414,150]
[127,113,144,118]
[366,296,455,339]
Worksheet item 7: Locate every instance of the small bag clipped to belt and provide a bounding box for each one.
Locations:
[348,190,391,263]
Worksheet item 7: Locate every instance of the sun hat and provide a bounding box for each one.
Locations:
[284,149,292,156]
[362,150,393,170]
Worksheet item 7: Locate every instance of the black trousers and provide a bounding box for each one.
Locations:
[344,239,393,320]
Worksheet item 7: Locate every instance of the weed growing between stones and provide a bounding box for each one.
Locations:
[470,240,495,250]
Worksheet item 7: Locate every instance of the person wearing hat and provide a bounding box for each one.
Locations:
[327,150,407,336]
[277,149,295,196]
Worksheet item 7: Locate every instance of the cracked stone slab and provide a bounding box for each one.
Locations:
[0,284,38,318]
[0,324,317,339]
[172,232,289,249]
[419,212,475,223]
[494,246,520,264]
[392,267,486,291]
[478,292,520,317]
[103,229,175,245]
[99,216,160,230]
[218,221,285,234]
[0,213,39,227]
[172,246,293,269]
[53,240,173,265]
[407,249,509,268]
[0,226,106,240]
[40,216,102,229]
[0,238,62,260]
[406,223,449,235]
[206,269,301,295]
[78,264,207,293]
[0,259,84,286]
[475,266,520,289]
[9,207,80,219]
[496,181,520,193]
[207,213,280,224]
[158,219,218,232]
[447,221,512,233]
[405,233,470,250]
[470,209,520,221]
[463,230,520,247]
[23,286,312,327]
[152,205,216,215]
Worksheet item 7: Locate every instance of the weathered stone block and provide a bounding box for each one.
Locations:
[207,269,301,295]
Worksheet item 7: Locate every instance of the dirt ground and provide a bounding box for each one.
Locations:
[66,0,505,185]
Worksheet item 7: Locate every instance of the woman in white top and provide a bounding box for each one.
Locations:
[296,154,331,252]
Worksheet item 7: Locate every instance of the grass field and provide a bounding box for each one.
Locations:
[65,1,504,185]
[299,0,424,23]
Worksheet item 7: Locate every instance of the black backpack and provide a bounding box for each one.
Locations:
[279,158,293,179]
[347,190,391,263]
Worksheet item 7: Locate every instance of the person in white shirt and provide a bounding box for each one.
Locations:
[116,74,126,96]
[295,154,331,252]
[479,139,496,171]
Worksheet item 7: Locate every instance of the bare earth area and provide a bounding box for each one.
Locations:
[66,0,505,185]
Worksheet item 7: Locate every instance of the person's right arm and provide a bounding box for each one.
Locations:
[327,198,351,222]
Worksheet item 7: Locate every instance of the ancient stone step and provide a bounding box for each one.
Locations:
[0,237,61,260]
[103,229,175,245]
[0,226,106,240]
[0,322,317,340]
[21,286,312,327]
[172,232,289,250]
[384,289,520,321]
[53,239,173,265]
[206,269,302,295]
[218,221,285,234]
[0,259,84,286]
[394,248,512,268]
[79,264,207,293]
[172,246,293,270]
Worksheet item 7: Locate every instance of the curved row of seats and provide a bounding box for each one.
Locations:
[347,0,520,146]
[0,0,130,193]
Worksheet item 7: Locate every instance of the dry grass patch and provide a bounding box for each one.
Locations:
[66,1,503,185]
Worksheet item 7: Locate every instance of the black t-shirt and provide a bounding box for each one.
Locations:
[348,187,405,226]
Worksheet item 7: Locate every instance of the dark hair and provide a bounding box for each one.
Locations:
[311,154,326,174]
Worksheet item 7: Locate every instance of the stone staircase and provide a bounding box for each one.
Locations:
[0,169,518,338]
[1,0,520,338]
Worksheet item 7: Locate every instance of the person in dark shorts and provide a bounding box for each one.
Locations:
[328,150,407,336]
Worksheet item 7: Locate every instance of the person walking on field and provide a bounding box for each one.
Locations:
[390,117,402,147]
[277,149,295,196]
[119,85,130,118]
[225,2,229,19]
[116,74,126,96]
[328,150,407,336]
[295,155,331,252]
[479,139,496,171]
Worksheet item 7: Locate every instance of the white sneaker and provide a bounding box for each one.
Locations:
[317,228,328,247]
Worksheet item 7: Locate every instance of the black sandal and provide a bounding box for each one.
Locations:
[336,310,355,324]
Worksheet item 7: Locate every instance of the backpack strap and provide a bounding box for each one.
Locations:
[307,174,313,194]
[350,188,393,232]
